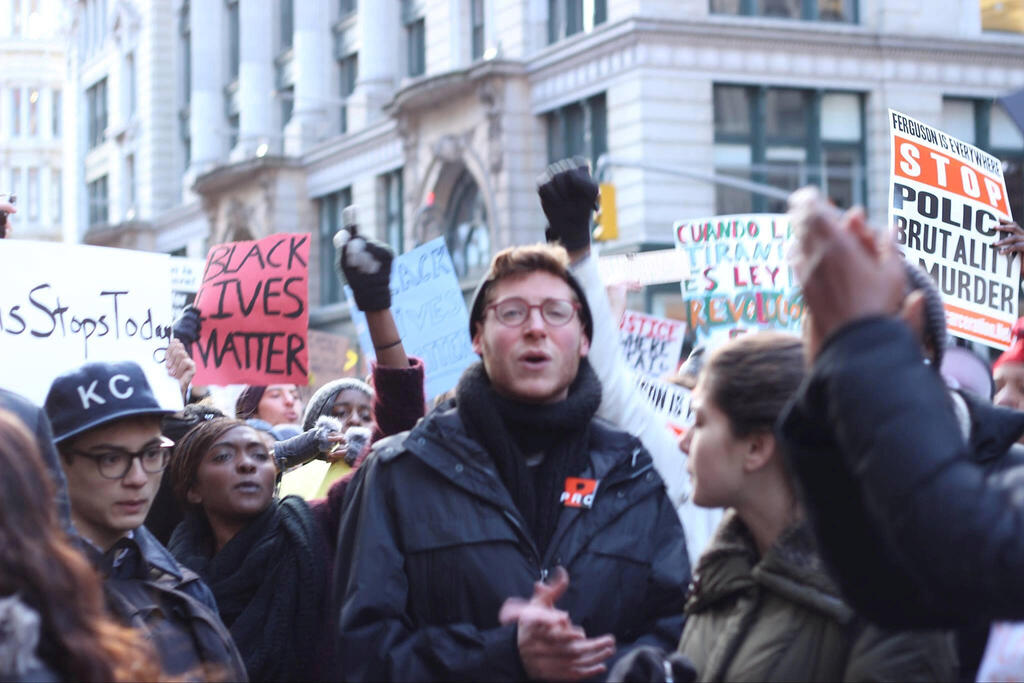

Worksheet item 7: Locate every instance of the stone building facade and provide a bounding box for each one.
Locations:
[62,0,1024,329]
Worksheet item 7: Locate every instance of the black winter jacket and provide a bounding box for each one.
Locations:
[333,407,690,682]
[780,317,1024,628]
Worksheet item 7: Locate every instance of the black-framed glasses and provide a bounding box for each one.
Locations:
[67,436,175,480]
[485,297,580,328]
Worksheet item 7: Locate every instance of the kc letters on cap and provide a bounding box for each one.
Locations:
[44,361,174,444]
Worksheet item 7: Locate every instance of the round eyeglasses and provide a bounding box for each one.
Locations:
[67,435,174,480]
[485,297,580,328]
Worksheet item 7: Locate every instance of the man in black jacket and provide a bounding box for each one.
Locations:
[779,186,1024,628]
[334,243,690,681]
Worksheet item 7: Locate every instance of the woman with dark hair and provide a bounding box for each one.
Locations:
[234,384,303,426]
[614,332,957,682]
[167,418,329,682]
[0,409,162,683]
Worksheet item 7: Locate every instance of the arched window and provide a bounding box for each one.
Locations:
[444,169,490,279]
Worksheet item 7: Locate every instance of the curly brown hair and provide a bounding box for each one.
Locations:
[0,410,163,682]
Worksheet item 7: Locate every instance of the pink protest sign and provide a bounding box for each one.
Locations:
[192,233,310,385]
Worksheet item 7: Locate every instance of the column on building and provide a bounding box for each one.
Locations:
[235,0,274,159]
[284,0,329,155]
[348,0,399,131]
[188,0,226,175]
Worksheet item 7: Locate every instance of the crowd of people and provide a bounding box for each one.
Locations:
[2,160,1024,682]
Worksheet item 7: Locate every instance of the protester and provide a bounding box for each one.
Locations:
[539,157,721,562]
[0,387,72,531]
[779,185,1024,629]
[234,384,303,426]
[44,360,246,681]
[674,333,954,681]
[145,402,227,546]
[168,417,330,682]
[285,215,425,540]
[334,243,690,681]
[993,319,1024,413]
[0,409,163,682]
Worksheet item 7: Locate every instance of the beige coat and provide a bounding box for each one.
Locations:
[678,511,957,682]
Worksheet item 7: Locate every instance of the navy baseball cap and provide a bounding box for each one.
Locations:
[45,361,175,444]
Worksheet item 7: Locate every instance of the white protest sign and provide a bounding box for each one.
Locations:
[0,240,183,409]
[619,310,685,378]
[598,249,691,286]
[633,373,692,435]
[347,237,476,400]
[674,214,802,348]
[169,256,206,321]
[888,109,1018,349]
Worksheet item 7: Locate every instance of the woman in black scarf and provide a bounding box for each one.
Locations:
[167,417,329,682]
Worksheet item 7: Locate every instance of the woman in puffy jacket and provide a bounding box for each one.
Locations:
[671,332,956,682]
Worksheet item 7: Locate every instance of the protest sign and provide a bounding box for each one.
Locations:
[192,233,310,385]
[889,109,1017,348]
[0,240,182,409]
[674,214,802,347]
[598,248,691,286]
[169,257,206,321]
[633,373,692,435]
[346,237,475,400]
[619,310,685,378]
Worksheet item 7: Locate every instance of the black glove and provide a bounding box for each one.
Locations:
[172,305,202,346]
[537,156,599,252]
[334,225,394,312]
[607,646,697,683]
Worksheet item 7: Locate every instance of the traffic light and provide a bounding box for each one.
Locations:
[592,183,618,242]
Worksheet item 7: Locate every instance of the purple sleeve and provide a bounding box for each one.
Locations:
[369,357,426,443]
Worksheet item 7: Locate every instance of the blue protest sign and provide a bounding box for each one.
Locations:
[346,238,476,400]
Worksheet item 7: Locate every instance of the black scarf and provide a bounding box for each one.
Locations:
[456,359,602,556]
[168,496,327,682]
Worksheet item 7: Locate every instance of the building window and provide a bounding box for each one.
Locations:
[548,0,607,44]
[545,93,607,164]
[338,53,357,134]
[227,0,240,82]
[710,0,857,22]
[86,79,107,149]
[124,154,136,214]
[225,82,239,151]
[125,52,136,119]
[11,88,21,137]
[51,168,61,221]
[28,89,38,136]
[10,169,21,209]
[87,176,108,227]
[318,187,352,304]
[51,89,61,137]
[339,0,356,17]
[383,169,404,253]
[943,97,1024,222]
[11,0,21,35]
[180,2,191,108]
[27,168,38,220]
[712,84,865,214]
[444,169,490,279]
[403,1,426,77]
[280,0,293,51]
[471,0,485,60]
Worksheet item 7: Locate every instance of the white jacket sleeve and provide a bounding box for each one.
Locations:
[572,254,722,563]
